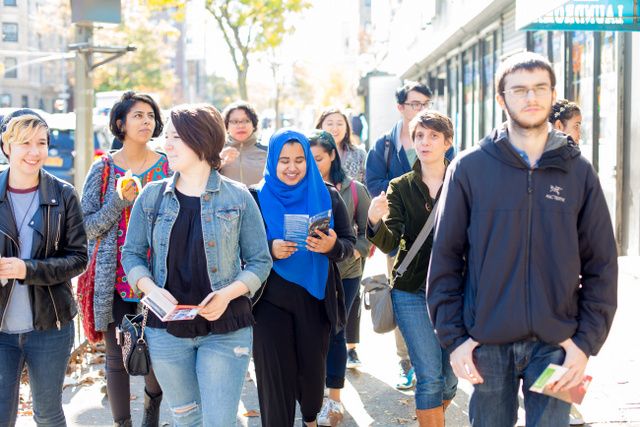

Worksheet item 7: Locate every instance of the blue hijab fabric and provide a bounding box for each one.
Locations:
[257,128,333,299]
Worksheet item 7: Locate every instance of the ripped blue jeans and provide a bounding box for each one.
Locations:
[145,326,252,426]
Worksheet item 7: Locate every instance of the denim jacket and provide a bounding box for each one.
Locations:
[122,170,272,297]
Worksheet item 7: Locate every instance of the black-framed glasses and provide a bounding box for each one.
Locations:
[502,85,553,99]
[403,101,432,110]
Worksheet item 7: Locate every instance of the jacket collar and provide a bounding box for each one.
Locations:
[0,168,60,206]
[480,123,580,172]
[166,168,222,194]
[410,159,448,204]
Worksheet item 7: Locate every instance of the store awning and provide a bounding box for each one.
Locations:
[516,0,640,31]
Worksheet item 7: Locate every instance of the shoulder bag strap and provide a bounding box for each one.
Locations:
[349,181,358,222]
[394,198,440,279]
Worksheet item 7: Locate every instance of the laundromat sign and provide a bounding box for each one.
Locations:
[521,0,639,31]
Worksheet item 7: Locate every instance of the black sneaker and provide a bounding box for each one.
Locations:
[346,348,362,369]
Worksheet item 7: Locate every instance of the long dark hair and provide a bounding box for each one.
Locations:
[314,107,353,151]
[308,130,346,185]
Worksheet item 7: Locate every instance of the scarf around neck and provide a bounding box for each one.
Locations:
[257,128,333,299]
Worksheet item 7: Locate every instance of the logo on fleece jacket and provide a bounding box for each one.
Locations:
[545,185,565,203]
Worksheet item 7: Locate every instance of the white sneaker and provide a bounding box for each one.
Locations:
[317,398,344,426]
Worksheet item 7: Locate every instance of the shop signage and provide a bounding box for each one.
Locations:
[519,0,639,31]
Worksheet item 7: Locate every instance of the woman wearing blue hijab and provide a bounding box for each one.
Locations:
[251,129,355,427]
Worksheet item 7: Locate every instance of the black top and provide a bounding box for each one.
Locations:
[147,189,254,337]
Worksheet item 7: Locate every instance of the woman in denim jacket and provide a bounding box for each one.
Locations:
[122,104,272,426]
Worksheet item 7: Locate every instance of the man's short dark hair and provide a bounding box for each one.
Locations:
[170,104,226,170]
[109,91,164,141]
[396,81,433,105]
[495,51,556,95]
[222,100,259,131]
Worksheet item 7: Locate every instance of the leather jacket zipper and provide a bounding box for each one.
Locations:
[45,205,61,330]
[0,229,20,329]
[54,212,61,251]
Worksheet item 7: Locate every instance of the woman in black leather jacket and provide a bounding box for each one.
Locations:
[0,110,88,427]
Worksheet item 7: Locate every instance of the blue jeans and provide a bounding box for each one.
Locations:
[391,288,457,409]
[0,322,74,427]
[326,276,361,388]
[146,326,252,427]
[470,340,571,426]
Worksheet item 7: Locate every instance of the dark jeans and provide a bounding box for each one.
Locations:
[326,276,361,388]
[470,340,571,427]
[0,322,74,427]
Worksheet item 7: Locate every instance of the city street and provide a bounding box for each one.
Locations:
[14,253,640,427]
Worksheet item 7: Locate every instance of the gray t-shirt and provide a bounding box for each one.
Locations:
[1,188,39,333]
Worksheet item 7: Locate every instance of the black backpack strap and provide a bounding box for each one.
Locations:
[383,134,392,176]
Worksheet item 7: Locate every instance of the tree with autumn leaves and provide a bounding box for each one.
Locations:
[150,0,311,101]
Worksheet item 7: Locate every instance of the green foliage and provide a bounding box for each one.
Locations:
[151,0,311,100]
[93,0,178,99]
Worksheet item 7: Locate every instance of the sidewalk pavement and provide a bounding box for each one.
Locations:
[15,255,640,426]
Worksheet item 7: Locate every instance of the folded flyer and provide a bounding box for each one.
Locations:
[284,210,331,250]
[141,291,203,322]
[529,363,592,404]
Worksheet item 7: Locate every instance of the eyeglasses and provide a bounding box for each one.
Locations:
[229,119,252,126]
[403,101,432,110]
[502,85,553,99]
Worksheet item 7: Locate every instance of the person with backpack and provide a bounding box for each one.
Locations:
[309,130,371,426]
[364,81,433,389]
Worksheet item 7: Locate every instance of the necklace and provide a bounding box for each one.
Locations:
[121,149,149,174]
[8,189,39,239]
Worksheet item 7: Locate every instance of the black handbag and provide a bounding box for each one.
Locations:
[118,308,151,376]
[116,182,167,376]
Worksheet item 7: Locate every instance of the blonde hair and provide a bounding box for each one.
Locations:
[1,114,49,150]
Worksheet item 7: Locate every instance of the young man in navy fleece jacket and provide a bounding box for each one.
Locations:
[427,52,618,426]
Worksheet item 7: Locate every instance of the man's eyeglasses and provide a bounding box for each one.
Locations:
[229,119,252,126]
[403,101,432,110]
[502,85,553,99]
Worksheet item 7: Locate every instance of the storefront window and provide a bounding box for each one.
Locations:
[530,31,548,57]
[550,31,565,99]
[570,31,594,163]
[482,35,495,136]
[598,31,619,223]
[472,44,481,144]
[463,49,474,149]
[447,57,461,151]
